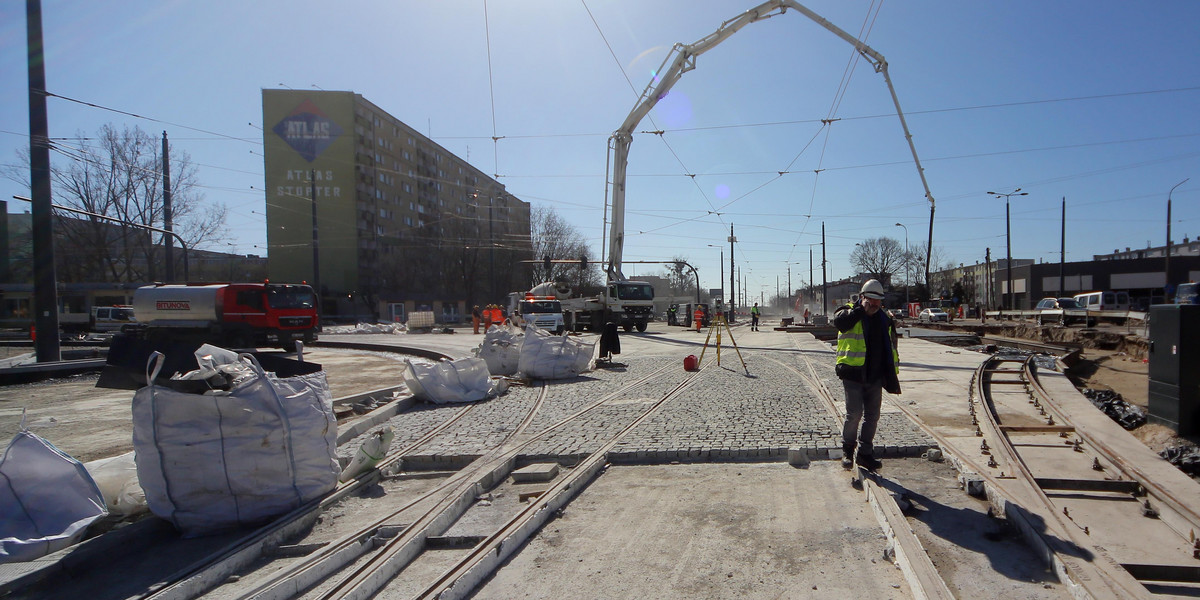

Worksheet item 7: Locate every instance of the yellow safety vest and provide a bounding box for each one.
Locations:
[835,305,899,373]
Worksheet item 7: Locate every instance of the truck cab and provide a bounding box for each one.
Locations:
[508,294,566,334]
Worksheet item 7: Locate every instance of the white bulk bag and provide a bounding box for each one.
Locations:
[84,451,146,517]
[518,325,595,379]
[132,352,338,537]
[476,322,523,376]
[402,358,495,404]
[0,415,107,563]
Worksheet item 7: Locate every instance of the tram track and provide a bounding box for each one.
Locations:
[974,355,1200,599]
[142,347,695,600]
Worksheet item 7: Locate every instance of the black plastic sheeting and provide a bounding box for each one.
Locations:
[1082,388,1147,430]
[1160,444,1200,475]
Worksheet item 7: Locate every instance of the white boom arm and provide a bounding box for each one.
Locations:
[604,0,936,283]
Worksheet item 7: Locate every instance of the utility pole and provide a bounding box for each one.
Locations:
[27,0,60,362]
[162,131,174,282]
[489,195,495,300]
[729,223,735,323]
[1059,197,1065,296]
[311,169,321,305]
[984,247,991,322]
[821,222,828,316]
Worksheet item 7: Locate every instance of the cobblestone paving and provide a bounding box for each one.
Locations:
[337,337,933,469]
[609,354,841,462]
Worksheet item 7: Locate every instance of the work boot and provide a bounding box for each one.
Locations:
[857,453,882,471]
[841,444,856,469]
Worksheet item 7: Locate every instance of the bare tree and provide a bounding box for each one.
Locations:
[850,236,904,283]
[907,242,955,299]
[4,124,227,282]
[664,256,696,298]
[530,205,599,291]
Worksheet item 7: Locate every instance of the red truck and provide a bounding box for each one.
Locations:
[126,282,319,349]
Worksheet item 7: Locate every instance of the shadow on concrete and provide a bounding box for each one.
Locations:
[873,474,1085,585]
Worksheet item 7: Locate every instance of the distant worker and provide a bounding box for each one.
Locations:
[694,306,704,332]
[667,304,678,326]
[833,279,900,472]
[750,302,761,331]
[491,305,504,328]
[482,304,494,331]
[472,305,482,334]
[803,307,811,325]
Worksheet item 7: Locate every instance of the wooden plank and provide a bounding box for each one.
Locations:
[1034,478,1141,494]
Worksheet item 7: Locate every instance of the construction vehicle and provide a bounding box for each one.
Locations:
[124,282,319,349]
[602,0,934,327]
[528,280,653,333]
[506,290,567,334]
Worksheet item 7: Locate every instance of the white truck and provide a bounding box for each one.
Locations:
[506,289,567,334]
[529,281,654,333]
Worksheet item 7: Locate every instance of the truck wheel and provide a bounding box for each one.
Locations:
[623,323,633,332]
[635,321,647,333]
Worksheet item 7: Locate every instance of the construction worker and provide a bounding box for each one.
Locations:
[833,279,900,472]
[491,305,504,328]
[803,307,810,325]
[472,305,482,334]
[694,305,704,332]
[751,302,761,331]
[482,304,494,331]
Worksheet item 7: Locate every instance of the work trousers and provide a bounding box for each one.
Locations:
[751,314,759,330]
[841,379,883,457]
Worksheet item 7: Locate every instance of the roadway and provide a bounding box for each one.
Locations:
[1,318,1191,598]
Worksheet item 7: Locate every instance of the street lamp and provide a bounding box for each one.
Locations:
[988,188,1028,311]
[894,223,909,311]
[1167,178,1189,293]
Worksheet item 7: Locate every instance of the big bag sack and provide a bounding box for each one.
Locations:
[132,352,338,536]
[0,411,107,563]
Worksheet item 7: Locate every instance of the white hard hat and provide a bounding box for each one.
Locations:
[861,279,885,299]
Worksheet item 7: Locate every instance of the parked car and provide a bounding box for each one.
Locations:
[918,308,948,323]
[1035,297,1095,326]
[889,308,907,321]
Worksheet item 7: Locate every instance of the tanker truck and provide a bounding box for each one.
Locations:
[531,280,654,333]
[124,282,319,349]
[98,282,321,390]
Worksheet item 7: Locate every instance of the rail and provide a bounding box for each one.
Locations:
[971,355,1200,598]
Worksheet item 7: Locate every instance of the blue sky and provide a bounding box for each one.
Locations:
[2,0,1198,300]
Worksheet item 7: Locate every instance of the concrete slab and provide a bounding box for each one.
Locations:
[470,463,913,599]
[511,462,560,483]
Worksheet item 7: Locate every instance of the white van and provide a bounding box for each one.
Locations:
[1073,291,1130,312]
[90,305,136,332]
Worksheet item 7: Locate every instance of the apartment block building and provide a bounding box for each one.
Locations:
[262,89,531,320]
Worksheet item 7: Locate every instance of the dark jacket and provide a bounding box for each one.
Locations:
[833,301,901,394]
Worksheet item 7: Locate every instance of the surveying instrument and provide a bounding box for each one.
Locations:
[696,302,749,375]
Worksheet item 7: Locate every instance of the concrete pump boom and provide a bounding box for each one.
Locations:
[604,0,936,286]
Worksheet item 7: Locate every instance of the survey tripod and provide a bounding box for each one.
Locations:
[696,312,749,375]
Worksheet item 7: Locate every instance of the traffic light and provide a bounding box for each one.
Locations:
[580,255,588,270]
[544,255,552,272]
